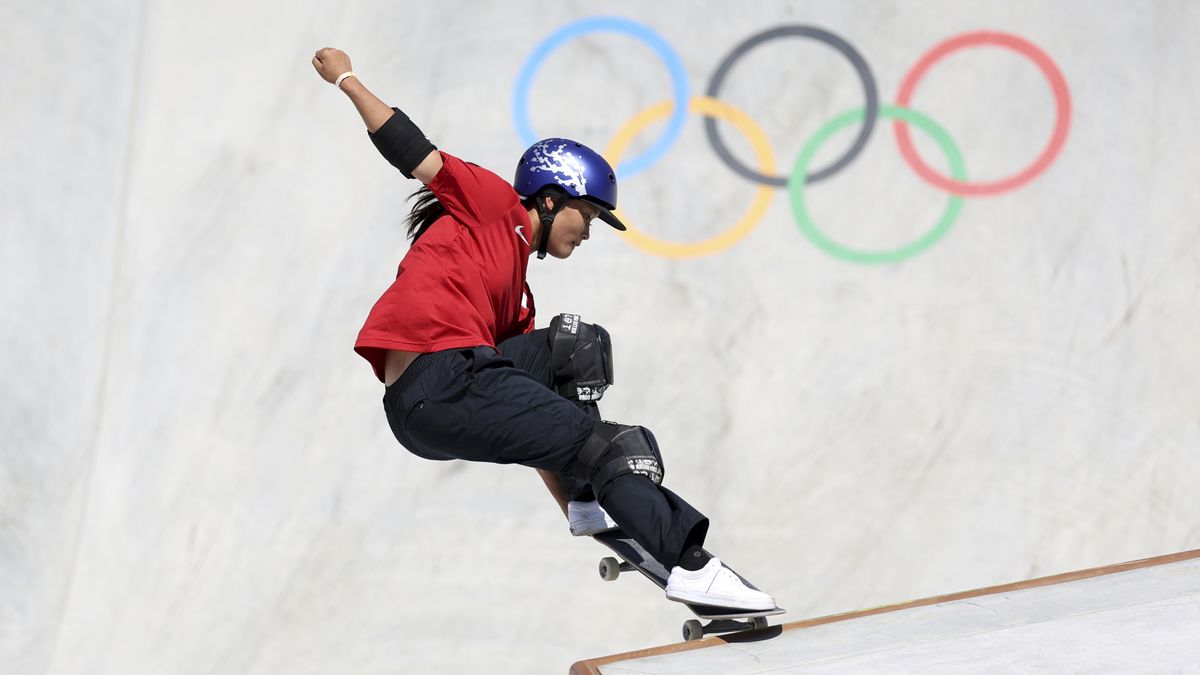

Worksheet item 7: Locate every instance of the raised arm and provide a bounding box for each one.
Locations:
[312,47,443,184]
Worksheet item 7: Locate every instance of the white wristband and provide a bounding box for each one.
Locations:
[334,71,356,88]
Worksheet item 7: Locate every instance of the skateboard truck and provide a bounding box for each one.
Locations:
[682,617,770,642]
[598,556,636,581]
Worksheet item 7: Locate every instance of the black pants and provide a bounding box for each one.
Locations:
[382,329,708,569]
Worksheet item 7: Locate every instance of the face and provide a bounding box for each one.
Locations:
[546,199,600,259]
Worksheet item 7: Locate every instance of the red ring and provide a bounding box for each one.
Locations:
[893,31,1071,196]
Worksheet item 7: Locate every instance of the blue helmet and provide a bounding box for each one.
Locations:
[513,138,626,231]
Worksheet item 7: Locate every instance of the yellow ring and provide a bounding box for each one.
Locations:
[604,96,777,259]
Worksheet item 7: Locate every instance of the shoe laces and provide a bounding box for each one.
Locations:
[714,565,742,585]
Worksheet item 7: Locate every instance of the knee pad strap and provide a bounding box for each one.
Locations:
[576,420,664,491]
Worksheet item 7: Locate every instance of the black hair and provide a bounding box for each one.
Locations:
[405,186,541,243]
[405,185,445,242]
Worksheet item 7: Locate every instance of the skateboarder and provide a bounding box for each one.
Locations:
[313,48,774,611]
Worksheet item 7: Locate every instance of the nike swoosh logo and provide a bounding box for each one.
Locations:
[515,225,530,247]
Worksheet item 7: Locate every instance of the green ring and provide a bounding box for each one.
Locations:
[788,105,967,264]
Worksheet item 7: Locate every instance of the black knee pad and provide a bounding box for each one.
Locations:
[549,313,613,402]
[575,420,665,493]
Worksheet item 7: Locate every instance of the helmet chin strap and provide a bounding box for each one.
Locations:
[534,189,567,260]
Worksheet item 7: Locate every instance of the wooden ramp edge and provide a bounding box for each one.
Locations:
[569,548,1200,675]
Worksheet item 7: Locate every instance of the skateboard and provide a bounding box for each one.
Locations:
[592,528,785,641]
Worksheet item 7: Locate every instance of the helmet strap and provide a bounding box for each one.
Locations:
[534,188,567,260]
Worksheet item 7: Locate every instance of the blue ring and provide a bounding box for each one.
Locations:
[512,16,690,178]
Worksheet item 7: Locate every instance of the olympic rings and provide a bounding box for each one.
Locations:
[512,16,690,178]
[604,96,777,259]
[704,26,879,187]
[893,31,1071,196]
[513,20,1072,262]
[789,106,966,264]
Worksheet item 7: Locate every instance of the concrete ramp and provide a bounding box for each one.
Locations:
[571,549,1200,674]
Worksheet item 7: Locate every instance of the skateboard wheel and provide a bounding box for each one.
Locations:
[682,619,704,642]
[750,616,768,630]
[598,557,621,581]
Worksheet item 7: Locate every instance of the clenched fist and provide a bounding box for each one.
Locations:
[312,47,353,85]
[312,46,396,136]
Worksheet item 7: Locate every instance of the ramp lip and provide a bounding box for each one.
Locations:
[568,547,1200,675]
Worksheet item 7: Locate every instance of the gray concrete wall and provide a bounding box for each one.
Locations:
[3,0,1198,672]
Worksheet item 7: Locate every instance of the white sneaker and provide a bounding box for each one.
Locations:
[665,557,775,610]
[567,500,618,536]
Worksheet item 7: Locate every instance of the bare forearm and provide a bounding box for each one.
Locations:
[311,47,392,132]
[337,76,394,133]
[312,47,443,183]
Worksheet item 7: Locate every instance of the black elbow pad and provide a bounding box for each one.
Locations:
[368,107,437,179]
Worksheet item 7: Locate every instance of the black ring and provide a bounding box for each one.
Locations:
[703,25,879,187]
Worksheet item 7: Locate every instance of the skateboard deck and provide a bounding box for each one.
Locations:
[592,528,785,640]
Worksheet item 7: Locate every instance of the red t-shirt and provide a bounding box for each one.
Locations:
[355,152,536,381]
